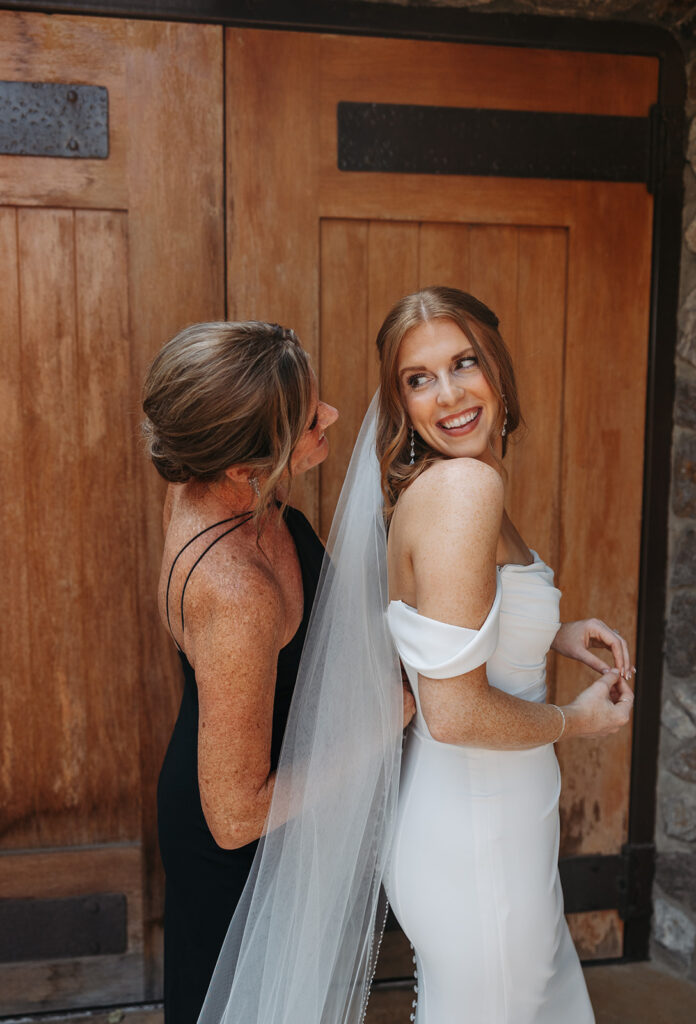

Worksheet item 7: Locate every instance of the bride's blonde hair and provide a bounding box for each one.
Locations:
[376,286,522,521]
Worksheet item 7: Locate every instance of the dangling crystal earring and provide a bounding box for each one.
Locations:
[409,427,415,466]
[250,475,260,497]
[501,395,509,438]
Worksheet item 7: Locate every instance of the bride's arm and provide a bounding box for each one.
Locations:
[402,458,632,749]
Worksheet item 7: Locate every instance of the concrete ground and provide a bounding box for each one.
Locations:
[365,962,696,1024]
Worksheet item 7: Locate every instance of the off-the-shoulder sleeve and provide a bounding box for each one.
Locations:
[386,576,501,679]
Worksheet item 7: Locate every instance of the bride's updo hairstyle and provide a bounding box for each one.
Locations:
[142,321,312,519]
[376,286,522,521]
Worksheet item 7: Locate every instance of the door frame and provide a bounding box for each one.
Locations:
[2,0,685,963]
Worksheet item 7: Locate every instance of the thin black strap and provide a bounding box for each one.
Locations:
[165,514,251,651]
[179,515,254,636]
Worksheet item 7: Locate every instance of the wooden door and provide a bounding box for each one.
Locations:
[0,12,224,1013]
[227,28,656,964]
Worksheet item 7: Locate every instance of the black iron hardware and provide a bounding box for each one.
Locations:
[0,81,108,158]
[0,893,127,962]
[338,101,652,187]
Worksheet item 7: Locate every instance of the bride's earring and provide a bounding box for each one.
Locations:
[501,395,509,438]
[409,427,415,466]
[250,475,260,497]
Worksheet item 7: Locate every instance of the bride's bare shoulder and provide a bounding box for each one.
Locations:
[398,457,503,524]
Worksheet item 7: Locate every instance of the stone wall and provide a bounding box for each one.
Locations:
[357,0,696,980]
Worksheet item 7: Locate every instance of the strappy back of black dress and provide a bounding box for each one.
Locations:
[164,512,253,653]
[157,504,324,1024]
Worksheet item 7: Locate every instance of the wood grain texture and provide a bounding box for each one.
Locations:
[0,845,144,1015]
[226,28,321,524]
[320,34,657,117]
[557,181,653,862]
[124,19,224,996]
[419,222,471,293]
[75,210,140,841]
[0,12,128,208]
[555,182,653,957]
[319,218,368,537]
[0,207,36,847]
[507,227,567,582]
[367,221,419,395]
[16,207,86,848]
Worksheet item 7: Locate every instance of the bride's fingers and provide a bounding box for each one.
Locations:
[578,648,617,675]
[587,620,632,678]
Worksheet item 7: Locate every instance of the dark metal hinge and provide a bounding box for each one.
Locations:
[618,841,655,922]
[647,103,683,195]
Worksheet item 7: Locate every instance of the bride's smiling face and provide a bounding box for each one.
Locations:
[397,317,502,467]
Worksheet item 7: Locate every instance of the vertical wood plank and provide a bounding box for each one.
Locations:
[419,222,471,292]
[125,20,225,996]
[319,219,368,537]
[468,225,520,356]
[507,227,567,578]
[17,207,85,847]
[227,27,321,525]
[366,221,420,397]
[558,182,652,956]
[75,210,140,840]
[0,207,36,847]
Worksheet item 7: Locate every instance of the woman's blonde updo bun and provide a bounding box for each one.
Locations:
[142,321,313,512]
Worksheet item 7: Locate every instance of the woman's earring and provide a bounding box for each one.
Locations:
[501,395,509,438]
[409,427,415,466]
[250,475,260,497]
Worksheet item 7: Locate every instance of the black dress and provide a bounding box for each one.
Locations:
[157,506,324,1024]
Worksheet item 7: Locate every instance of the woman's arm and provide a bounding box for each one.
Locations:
[189,566,286,850]
[402,458,633,748]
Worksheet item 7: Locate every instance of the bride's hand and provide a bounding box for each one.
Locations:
[551,619,635,680]
[562,670,634,739]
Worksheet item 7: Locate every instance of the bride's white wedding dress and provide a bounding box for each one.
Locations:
[385,552,595,1024]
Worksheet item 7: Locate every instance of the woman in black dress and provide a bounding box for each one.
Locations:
[142,321,343,1024]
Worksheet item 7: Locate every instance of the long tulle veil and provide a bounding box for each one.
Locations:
[198,392,404,1024]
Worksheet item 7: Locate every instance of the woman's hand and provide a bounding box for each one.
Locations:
[552,619,635,680]
[562,669,634,739]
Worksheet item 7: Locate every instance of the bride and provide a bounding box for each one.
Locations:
[198,287,634,1024]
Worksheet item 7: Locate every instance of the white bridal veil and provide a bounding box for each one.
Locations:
[198,392,404,1024]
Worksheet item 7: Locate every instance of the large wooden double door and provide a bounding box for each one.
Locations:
[0,10,657,1015]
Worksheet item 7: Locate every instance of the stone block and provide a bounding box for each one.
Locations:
[678,287,696,369]
[656,854,696,916]
[653,897,696,960]
[686,215,696,255]
[675,380,696,432]
[666,593,696,677]
[668,738,696,783]
[662,791,696,843]
[674,679,696,722]
[673,432,696,517]
[662,698,696,739]
[688,118,696,177]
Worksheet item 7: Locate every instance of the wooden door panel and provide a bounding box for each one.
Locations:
[0,846,144,1013]
[0,11,224,1012]
[229,28,657,964]
[0,15,128,207]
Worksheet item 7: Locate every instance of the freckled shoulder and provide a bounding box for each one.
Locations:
[399,459,503,626]
[398,457,504,528]
[183,542,286,659]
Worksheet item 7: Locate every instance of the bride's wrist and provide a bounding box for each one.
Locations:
[555,703,581,740]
